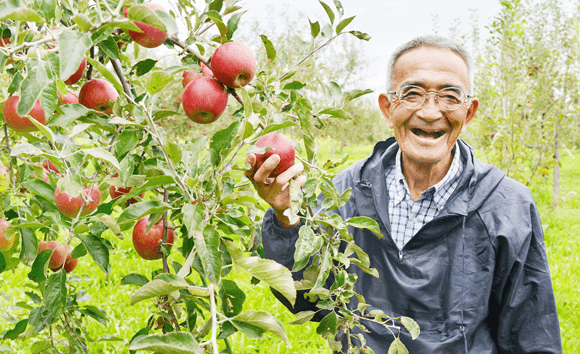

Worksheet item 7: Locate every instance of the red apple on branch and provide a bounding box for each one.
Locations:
[132,216,174,260]
[211,42,257,88]
[2,96,46,132]
[58,89,79,105]
[0,37,10,47]
[37,241,68,271]
[79,79,119,115]
[0,219,14,252]
[123,3,168,48]
[64,58,87,85]
[63,245,78,273]
[54,185,101,218]
[109,173,144,204]
[182,76,228,124]
[254,133,296,177]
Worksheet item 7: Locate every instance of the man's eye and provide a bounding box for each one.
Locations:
[402,91,422,99]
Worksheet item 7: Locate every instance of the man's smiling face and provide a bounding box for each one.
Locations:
[379,46,479,166]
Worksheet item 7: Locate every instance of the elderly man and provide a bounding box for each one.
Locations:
[245,35,562,353]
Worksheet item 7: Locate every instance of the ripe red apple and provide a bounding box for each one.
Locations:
[0,219,14,251]
[182,76,228,124]
[79,79,119,115]
[109,173,144,204]
[58,89,79,105]
[42,160,60,174]
[64,58,87,85]
[211,42,257,88]
[132,216,174,260]
[254,133,296,177]
[182,70,202,89]
[54,185,101,218]
[2,96,46,132]
[63,245,78,273]
[123,3,168,48]
[37,241,68,271]
[0,37,10,47]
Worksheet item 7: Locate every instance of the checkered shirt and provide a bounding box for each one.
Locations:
[386,143,463,250]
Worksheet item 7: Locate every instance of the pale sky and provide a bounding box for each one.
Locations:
[241,0,503,93]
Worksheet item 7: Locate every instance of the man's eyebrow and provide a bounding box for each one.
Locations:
[398,81,465,90]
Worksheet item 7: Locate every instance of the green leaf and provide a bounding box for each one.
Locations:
[226,12,243,39]
[319,1,335,24]
[309,19,320,38]
[94,214,122,238]
[18,59,50,117]
[86,57,123,93]
[78,235,110,275]
[3,319,28,340]
[399,316,420,340]
[82,305,108,325]
[219,279,246,317]
[98,36,120,60]
[58,29,92,82]
[193,225,222,285]
[240,87,252,119]
[23,179,55,201]
[72,13,93,31]
[336,15,355,34]
[259,34,276,61]
[49,103,89,127]
[234,256,296,306]
[133,59,158,77]
[121,273,149,287]
[206,11,228,38]
[346,216,382,239]
[152,109,181,121]
[27,249,51,283]
[208,0,223,12]
[293,225,321,272]
[84,147,120,169]
[233,310,289,345]
[130,277,189,305]
[348,30,371,41]
[318,107,350,119]
[163,141,182,165]
[316,311,337,336]
[343,88,373,104]
[0,1,44,24]
[128,5,166,32]
[0,253,5,274]
[115,128,140,161]
[183,203,205,235]
[44,272,66,317]
[129,332,203,354]
[283,81,306,90]
[388,337,409,354]
[288,310,317,325]
[146,71,172,95]
[118,201,172,227]
[262,121,299,135]
[19,228,38,265]
[210,120,240,153]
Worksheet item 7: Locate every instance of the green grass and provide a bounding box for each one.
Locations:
[1,142,578,353]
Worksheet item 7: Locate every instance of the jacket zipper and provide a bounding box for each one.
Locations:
[361,181,404,261]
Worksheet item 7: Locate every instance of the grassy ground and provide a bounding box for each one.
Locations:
[1,141,578,353]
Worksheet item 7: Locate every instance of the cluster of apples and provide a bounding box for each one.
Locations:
[181,41,257,124]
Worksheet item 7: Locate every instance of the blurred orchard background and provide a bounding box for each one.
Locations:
[1,0,579,352]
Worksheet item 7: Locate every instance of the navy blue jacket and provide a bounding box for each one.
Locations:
[262,138,562,353]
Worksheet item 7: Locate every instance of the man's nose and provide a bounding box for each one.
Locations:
[416,93,443,120]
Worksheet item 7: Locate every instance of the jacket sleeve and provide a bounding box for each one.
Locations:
[489,201,562,354]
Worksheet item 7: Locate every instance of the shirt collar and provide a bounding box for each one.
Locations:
[393,142,462,207]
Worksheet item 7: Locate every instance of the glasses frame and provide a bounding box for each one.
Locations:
[388,85,473,112]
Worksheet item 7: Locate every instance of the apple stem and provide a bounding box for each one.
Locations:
[111,59,133,100]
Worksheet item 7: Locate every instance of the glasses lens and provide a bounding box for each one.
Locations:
[438,88,465,110]
[398,86,425,108]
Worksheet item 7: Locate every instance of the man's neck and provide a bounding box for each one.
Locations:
[401,150,454,201]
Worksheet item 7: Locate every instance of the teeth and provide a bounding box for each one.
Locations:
[412,128,444,138]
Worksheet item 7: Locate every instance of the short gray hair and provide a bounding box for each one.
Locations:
[386,35,474,94]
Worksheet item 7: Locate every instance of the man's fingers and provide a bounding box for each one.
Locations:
[244,154,257,180]
[254,154,280,183]
[275,162,304,186]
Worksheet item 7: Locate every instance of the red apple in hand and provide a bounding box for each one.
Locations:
[132,216,174,260]
[182,76,228,124]
[211,42,257,88]
[38,241,68,271]
[0,219,14,251]
[64,58,87,85]
[2,96,46,132]
[109,173,144,204]
[254,133,296,177]
[54,185,101,218]
[79,79,119,115]
[123,3,168,48]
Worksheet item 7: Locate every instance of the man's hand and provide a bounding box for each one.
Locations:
[244,153,306,228]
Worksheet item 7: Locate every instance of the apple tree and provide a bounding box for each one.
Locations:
[0,1,418,353]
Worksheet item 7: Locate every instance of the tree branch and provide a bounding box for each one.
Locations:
[111,58,133,100]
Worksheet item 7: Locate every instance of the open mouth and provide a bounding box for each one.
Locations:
[411,128,445,139]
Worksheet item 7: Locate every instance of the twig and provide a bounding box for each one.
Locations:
[168,36,210,68]
[49,325,64,354]
[111,58,133,100]
[3,123,15,188]
[87,46,94,80]
[208,284,219,354]
[162,189,170,274]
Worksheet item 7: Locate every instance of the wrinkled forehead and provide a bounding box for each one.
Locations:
[392,46,470,90]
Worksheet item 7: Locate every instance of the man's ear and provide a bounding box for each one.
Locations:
[378,93,394,129]
[461,97,479,133]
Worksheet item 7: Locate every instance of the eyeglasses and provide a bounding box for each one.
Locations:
[388,85,472,111]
